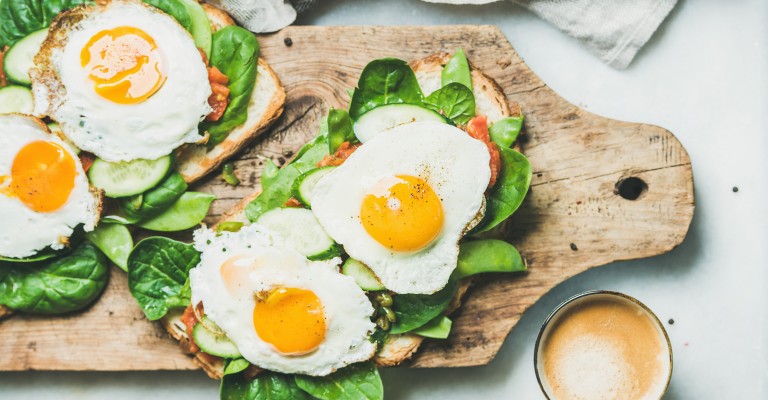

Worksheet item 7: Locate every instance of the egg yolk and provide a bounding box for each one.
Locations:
[360,175,444,252]
[253,287,326,355]
[80,26,166,104]
[0,141,76,212]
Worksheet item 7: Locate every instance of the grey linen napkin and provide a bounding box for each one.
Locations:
[208,0,677,69]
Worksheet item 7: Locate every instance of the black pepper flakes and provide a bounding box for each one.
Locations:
[284,37,293,47]
[732,186,739,193]
[569,243,578,251]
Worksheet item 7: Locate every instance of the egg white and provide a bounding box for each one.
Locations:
[0,114,100,258]
[189,225,377,376]
[32,1,212,162]
[311,121,491,294]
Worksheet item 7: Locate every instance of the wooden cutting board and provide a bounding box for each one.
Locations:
[0,26,694,371]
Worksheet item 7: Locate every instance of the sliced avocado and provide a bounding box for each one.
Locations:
[177,0,212,58]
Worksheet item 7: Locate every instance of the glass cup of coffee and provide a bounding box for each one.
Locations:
[534,291,673,400]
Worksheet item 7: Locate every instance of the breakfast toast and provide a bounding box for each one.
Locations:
[160,53,522,378]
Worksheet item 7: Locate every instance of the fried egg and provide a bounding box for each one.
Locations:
[31,0,212,162]
[311,121,491,294]
[189,225,376,376]
[0,114,100,259]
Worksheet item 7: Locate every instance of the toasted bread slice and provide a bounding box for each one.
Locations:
[163,53,520,378]
[176,4,285,184]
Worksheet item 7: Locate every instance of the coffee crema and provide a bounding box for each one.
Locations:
[536,293,671,400]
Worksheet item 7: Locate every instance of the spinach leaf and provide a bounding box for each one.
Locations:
[327,108,355,154]
[203,26,259,145]
[143,0,192,32]
[260,159,280,192]
[223,358,251,376]
[119,171,188,221]
[137,192,215,232]
[245,135,329,222]
[0,242,108,314]
[473,146,532,233]
[85,222,133,272]
[424,82,476,124]
[295,362,383,400]
[0,0,91,47]
[221,371,310,400]
[454,239,526,279]
[411,315,452,339]
[489,116,524,148]
[349,58,424,120]
[389,278,458,334]
[127,237,200,320]
[441,48,472,90]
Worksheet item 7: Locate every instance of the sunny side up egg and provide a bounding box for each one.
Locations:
[31,0,212,162]
[311,121,491,295]
[0,114,100,259]
[189,225,377,376]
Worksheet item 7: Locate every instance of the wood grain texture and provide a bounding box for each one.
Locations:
[0,25,694,371]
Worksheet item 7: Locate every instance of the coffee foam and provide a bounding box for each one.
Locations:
[538,296,670,400]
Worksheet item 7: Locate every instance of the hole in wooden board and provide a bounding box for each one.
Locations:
[615,177,648,200]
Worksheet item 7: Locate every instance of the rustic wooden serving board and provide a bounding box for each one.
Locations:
[0,26,694,371]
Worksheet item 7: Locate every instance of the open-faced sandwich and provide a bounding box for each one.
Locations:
[0,0,284,317]
[127,49,532,398]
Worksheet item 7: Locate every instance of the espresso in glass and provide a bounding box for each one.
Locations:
[535,291,672,400]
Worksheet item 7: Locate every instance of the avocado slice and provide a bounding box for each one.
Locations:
[176,0,212,58]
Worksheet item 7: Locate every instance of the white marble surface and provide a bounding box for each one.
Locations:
[2,0,766,398]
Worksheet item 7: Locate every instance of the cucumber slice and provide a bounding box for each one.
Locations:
[4,29,48,85]
[0,85,33,114]
[176,0,212,58]
[193,318,241,358]
[291,166,336,207]
[342,258,385,291]
[256,207,340,260]
[353,104,449,143]
[88,155,172,198]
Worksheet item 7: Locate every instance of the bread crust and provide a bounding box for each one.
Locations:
[167,51,519,377]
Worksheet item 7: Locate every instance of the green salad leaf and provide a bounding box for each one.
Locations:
[221,371,310,400]
[472,146,532,233]
[85,223,133,272]
[327,108,355,153]
[411,315,452,339]
[441,48,472,90]
[454,239,526,279]
[223,358,251,376]
[389,278,458,334]
[0,0,91,47]
[424,82,476,124]
[489,116,524,148]
[203,26,260,145]
[119,171,188,222]
[295,362,383,400]
[260,159,281,192]
[143,0,192,32]
[349,58,424,119]
[245,134,329,222]
[0,242,108,314]
[137,192,215,232]
[127,237,200,320]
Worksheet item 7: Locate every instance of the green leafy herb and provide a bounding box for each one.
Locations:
[137,192,216,232]
[221,371,310,400]
[472,147,532,233]
[412,315,452,339]
[222,163,240,186]
[0,0,91,47]
[202,26,259,145]
[223,358,251,376]
[424,82,476,124]
[454,239,526,279]
[119,171,188,221]
[245,134,329,222]
[489,116,524,148]
[127,237,200,320]
[349,58,424,120]
[295,362,383,400]
[142,0,192,31]
[389,278,458,334]
[327,108,355,154]
[85,223,133,272]
[0,242,108,314]
[441,48,472,90]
